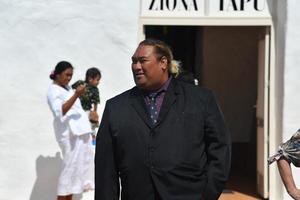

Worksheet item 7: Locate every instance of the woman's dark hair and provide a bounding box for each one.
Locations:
[85,67,101,83]
[50,61,73,80]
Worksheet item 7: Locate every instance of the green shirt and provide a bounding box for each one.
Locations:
[72,80,100,111]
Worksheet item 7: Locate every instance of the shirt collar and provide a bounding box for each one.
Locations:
[142,77,172,97]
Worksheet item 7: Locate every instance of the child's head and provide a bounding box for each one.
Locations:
[85,67,101,86]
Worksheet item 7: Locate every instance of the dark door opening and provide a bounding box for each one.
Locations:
[145,26,201,84]
[145,25,264,199]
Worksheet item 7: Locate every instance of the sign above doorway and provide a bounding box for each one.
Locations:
[141,0,271,18]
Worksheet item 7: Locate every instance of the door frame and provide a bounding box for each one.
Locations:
[257,27,270,198]
[138,17,279,199]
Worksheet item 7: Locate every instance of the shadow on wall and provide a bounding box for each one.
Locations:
[29,152,83,200]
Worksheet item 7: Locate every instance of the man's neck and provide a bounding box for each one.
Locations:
[142,77,172,93]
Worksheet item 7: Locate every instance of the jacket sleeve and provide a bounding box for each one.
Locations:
[95,102,120,200]
[202,91,231,200]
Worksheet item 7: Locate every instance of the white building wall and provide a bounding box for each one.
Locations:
[2,0,300,200]
[283,1,300,140]
[0,0,140,199]
[268,0,300,199]
[283,0,300,199]
[267,0,286,199]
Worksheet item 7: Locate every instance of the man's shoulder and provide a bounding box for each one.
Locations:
[106,87,136,106]
[176,79,212,97]
[175,80,218,110]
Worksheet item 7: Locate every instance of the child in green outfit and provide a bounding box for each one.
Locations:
[72,67,101,145]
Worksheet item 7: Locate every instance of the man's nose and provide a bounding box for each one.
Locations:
[133,62,142,70]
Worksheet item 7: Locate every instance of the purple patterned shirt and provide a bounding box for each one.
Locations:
[143,77,172,116]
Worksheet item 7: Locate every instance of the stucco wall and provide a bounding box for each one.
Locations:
[283,0,300,199]
[268,0,300,199]
[267,0,286,199]
[1,0,298,200]
[283,3,300,136]
[0,0,139,199]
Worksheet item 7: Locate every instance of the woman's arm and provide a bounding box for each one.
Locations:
[278,158,300,199]
[62,84,85,115]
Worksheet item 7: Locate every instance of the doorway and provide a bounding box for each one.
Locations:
[145,26,200,84]
[145,25,268,199]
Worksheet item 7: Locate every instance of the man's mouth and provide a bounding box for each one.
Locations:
[135,73,144,77]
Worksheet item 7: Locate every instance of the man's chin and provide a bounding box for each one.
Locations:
[136,82,147,89]
[135,79,146,88]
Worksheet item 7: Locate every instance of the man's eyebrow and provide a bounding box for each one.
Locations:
[131,56,147,60]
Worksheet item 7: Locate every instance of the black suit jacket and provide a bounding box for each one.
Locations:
[95,78,231,200]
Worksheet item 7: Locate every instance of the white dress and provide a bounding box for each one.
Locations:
[47,83,95,196]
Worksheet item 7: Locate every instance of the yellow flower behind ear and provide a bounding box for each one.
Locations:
[169,60,181,77]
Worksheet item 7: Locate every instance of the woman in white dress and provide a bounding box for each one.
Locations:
[47,61,94,200]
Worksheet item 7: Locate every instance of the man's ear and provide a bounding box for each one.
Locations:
[160,56,168,70]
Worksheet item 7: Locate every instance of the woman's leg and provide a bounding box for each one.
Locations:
[67,194,73,200]
[57,194,72,200]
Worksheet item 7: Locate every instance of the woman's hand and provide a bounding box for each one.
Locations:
[289,188,300,200]
[62,84,85,115]
[75,84,86,97]
[89,111,99,123]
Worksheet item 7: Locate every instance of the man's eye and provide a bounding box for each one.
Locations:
[131,58,146,64]
[131,59,137,64]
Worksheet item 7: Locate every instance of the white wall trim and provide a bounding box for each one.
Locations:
[268,23,283,200]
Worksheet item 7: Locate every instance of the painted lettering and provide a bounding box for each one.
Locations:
[189,0,198,11]
[240,0,251,11]
[254,0,265,11]
[149,0,156,10]
[148,0,164,10]
[181,0,188,10]
[166,0,177,10]
[220,0,224,10]
[148,0,198,11]
[219,0,266,11]
[228,0,238,11]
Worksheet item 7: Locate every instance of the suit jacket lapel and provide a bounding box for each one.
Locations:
[130,87,152,128]
[156,78,180,127]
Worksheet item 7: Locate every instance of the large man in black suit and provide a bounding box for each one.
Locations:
[95,39,231,200]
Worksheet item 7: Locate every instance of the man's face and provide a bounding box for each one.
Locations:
[131,45,168,90]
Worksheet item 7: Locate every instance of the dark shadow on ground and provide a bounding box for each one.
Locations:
[29,152,83,200]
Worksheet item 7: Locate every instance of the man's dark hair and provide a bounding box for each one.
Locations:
[138,38,180,77]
